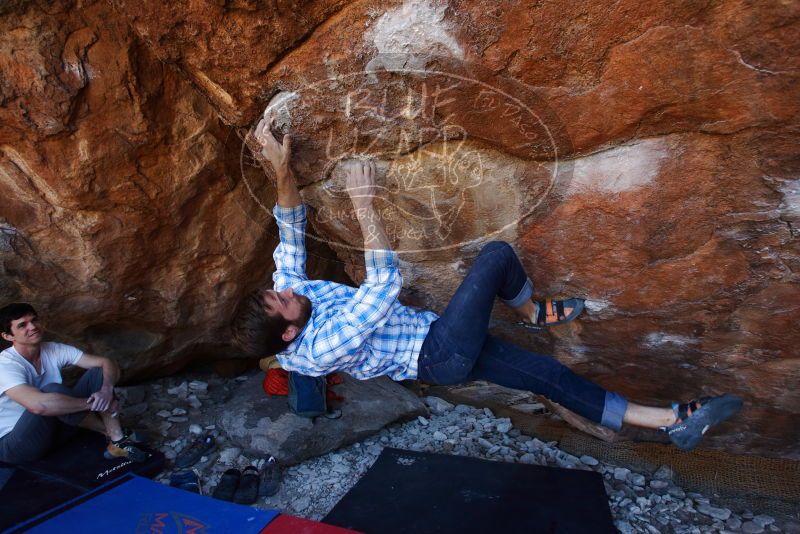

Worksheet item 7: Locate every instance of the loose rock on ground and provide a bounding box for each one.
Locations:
[117,371,799,534]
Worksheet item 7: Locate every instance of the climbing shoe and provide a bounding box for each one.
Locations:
[517,298,585,331]
[664,394,743,451]
[170,469,202,494]
[258,456,281,497]
[105,435,148,462]
[175,434,216,469]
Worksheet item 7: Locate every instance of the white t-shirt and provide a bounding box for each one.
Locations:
[0,342,83,439]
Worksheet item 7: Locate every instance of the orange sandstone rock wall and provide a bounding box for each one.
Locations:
[0,0,345,379]
[1,0,798,457]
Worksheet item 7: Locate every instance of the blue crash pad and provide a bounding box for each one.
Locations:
[9,473,278,534]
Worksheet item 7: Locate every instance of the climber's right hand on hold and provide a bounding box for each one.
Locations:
[254,117,293,181]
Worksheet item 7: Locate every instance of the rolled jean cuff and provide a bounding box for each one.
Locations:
[502,278,533,308]
[600,391,628,431]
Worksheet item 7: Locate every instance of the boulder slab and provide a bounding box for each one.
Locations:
[217,373,427,465]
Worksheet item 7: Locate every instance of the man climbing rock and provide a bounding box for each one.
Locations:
[0,303,147,464]
[233,119,742,452]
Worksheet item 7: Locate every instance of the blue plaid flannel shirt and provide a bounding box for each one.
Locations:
[272,204,438,381]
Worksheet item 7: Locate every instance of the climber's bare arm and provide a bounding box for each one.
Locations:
[344,160,391,251]
[254,117,302,208]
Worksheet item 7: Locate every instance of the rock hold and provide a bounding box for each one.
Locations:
[167,383,188,398]
[219,447,242,464]
[125,402,148,417]
[188,381,208,392]
[424,397,454,415]
[118,385,147,405]
[742,521,765,534]
[629,473,646,487]
[614,467,631,481]
[753,515,776,528]
[653,465,674,480]
[495,420,513,434]
[697,504,732,521]
[454,405,472,415]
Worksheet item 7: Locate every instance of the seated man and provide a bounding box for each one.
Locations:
[233,121,742,451]
[0,303,146,464]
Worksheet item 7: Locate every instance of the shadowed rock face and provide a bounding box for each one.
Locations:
[1,0,798,458]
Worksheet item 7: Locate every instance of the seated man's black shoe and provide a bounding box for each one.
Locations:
[105,434,148,462]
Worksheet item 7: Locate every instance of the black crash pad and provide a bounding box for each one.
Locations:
[323,448,616,534]
[0,430,164,531]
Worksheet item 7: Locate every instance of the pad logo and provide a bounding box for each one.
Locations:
[135,512,208,534]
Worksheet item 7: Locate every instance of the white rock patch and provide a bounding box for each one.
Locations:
[368,0,463,59]
[777,178,800,220]
[644,333,699,348]
[567,139,668,196]
[584,299,611,313]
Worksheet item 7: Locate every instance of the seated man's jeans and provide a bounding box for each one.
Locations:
[417,241,628,431]
[0,367,103,464]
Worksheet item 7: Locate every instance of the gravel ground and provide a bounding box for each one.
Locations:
[117,372,800,534]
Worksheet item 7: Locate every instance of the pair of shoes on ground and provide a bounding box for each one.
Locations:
[663,394,743,451]
[175,434,216,469]
[104,428,149,462]
[212,456,281,504]
[170,469,202,494]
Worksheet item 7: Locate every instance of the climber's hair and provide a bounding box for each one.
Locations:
[231,289,292,357]
[0,302,37,336]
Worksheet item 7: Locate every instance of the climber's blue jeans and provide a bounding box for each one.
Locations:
[417,241,628,431]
